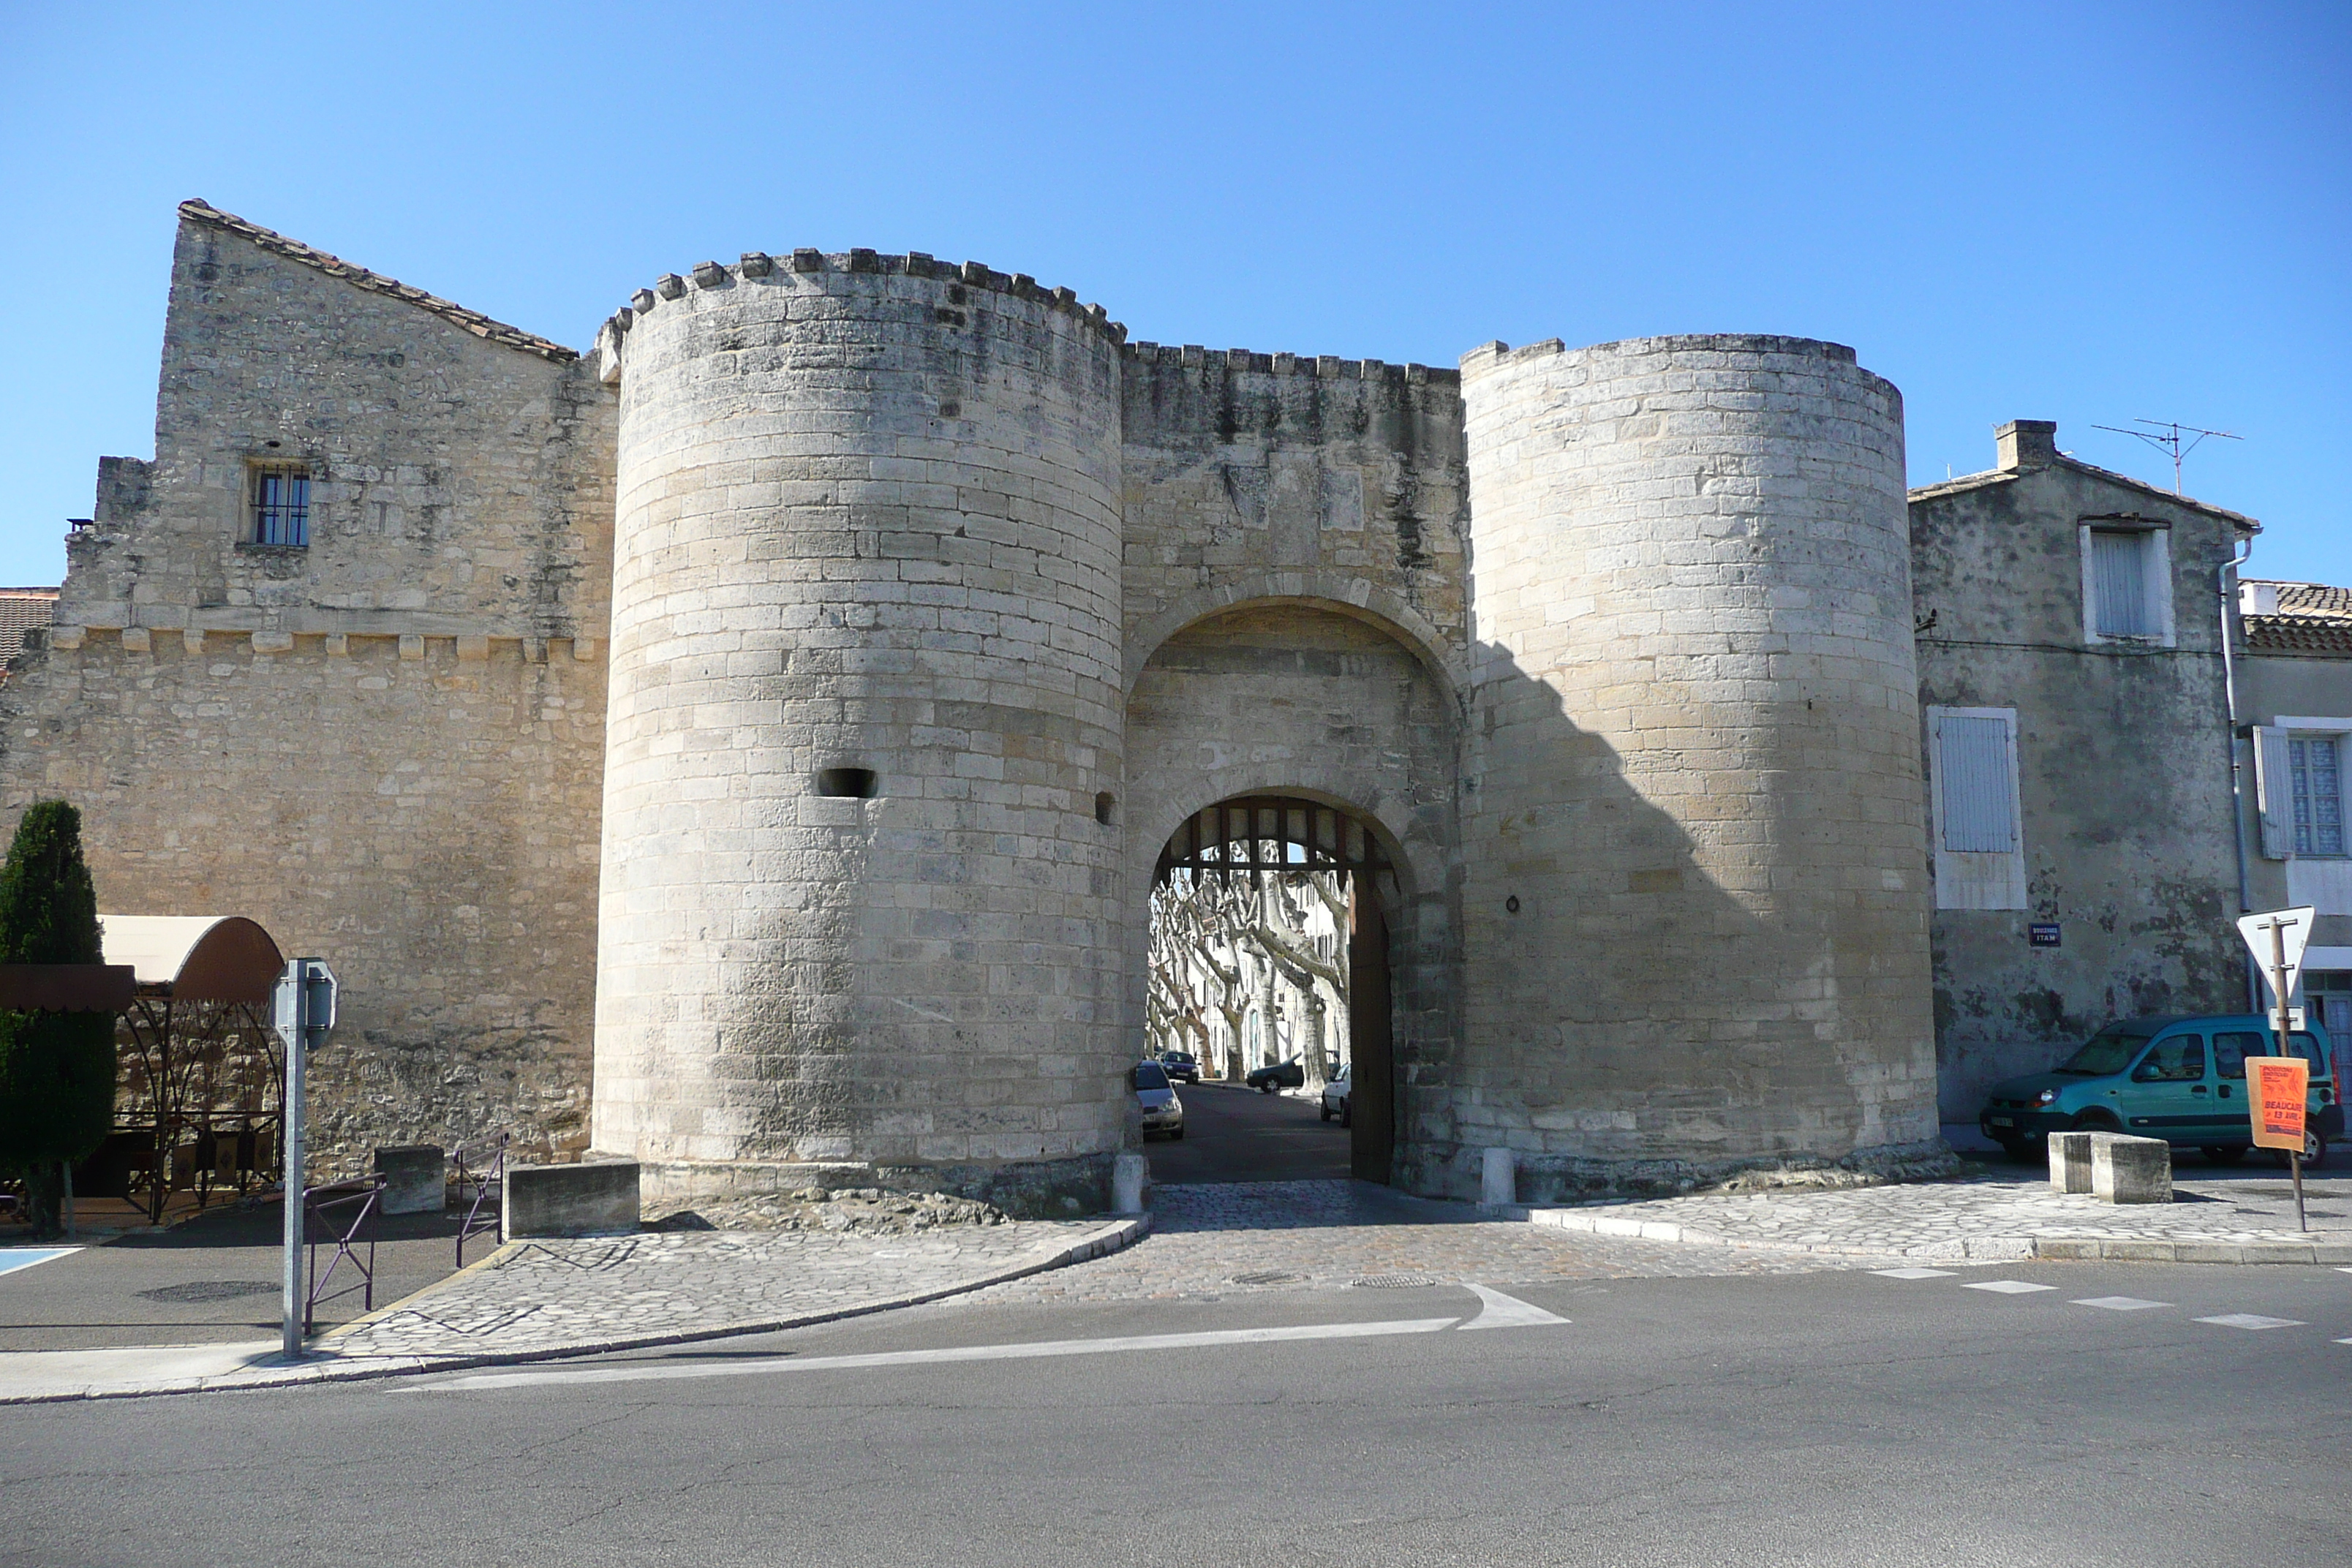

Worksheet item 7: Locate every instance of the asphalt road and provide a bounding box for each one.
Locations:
[4,1257,2348,1567]
[0,1199,472,1350]
[1146,1079,1350,1184]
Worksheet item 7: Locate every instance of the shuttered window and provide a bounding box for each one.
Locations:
[2291,735,2345,856]
[2089,528,2155,637]
[1936,714,2018,853]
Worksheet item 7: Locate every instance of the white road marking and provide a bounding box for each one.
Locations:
[0,1248,78,1278]
[415,1316,1466,1392]
[1872,1267,1956,1281]
[2335,1338,2352,1346]
[2071,1297,2168,1311]
[2195,1313,2305,1330]
[1963,1280,2057,1294]
[1456,1284,1569,1330]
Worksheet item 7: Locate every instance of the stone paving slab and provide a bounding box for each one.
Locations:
[0,1215,1145,1404]
[1518,1173,2352,1264]
[967,1181,1917,1305]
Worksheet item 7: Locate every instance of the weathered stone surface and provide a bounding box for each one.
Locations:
[503,1157,640,1239]
[2048,1130,2094,1193]
[4,203,1975,1208]
[373,1145,445,1215]
[1448,336,1939,1194]
[2089,1133,2173,1203]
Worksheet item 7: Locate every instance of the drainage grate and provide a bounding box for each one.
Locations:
[1349,1273,1439,1289]
[135,1281,277,1303]
[1228,1270,1303,1286]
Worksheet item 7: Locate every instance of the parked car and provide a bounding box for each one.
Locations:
[1157,1050,1201,1084]
[1319,1063,1352,1126]
[1246,1060,1305,1093]
[1133,1060,1185,1139]
[1978,1014,2341,1167]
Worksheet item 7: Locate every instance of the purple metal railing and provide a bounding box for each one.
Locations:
[452,1134,508,1268]
[302,1175,384,1332]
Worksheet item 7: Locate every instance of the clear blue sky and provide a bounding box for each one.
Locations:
[1,2,2343,588]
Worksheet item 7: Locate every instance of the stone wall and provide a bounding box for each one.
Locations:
[0,203,615,1174]
[1910,432,2250,1117]
[591,251,1131,1195]
[1447,335,1940,1196]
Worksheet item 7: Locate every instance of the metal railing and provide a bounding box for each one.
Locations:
[302,1175,384,1333]
[452,1134,508,1268]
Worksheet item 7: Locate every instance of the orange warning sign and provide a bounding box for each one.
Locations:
[2248,1055,2310,1152]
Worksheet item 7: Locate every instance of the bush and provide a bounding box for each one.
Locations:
[0,802,116,1235]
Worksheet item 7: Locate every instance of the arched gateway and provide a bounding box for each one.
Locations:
[1152,795,1402,1183]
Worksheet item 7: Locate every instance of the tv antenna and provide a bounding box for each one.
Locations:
[2091,418,2239,494]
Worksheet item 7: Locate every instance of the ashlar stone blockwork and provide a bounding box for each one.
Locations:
[0,204,1946,1203]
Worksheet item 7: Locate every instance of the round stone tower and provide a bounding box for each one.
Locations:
[1447,334,1937,1191]
[591,252,1128,1205]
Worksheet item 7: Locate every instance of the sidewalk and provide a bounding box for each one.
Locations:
[1518,1167,2352,1264]
[0,1215,1145,1404]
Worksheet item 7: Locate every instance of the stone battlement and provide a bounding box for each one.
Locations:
[609,248,1128,347]
[1125,342,1460,387]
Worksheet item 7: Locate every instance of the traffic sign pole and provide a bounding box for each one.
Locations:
[273,957,338,1360]
[280,960,306,1360]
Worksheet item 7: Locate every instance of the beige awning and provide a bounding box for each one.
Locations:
[98,915,284,1003]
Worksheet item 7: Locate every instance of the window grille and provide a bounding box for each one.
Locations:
[2290,735,2345,857]
[252,467,309,546]
[2089,529,2155,637]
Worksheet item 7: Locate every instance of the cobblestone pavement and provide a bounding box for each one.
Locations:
[0,1217,1140,1402]
[966,1181,1910,1305]
[1529,1171,2352,1263]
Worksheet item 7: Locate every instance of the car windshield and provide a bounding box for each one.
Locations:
[2057,1028,2154,1076]
[1133,1063,1169,1091]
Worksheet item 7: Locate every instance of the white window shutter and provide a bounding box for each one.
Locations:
[2091,530,2151,637]
[2253,725,2293,859]
[1936,714,2019,853]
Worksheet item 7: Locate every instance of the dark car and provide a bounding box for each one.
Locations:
[1158,1051,1201,1084]
[1245,1060,1305,1093]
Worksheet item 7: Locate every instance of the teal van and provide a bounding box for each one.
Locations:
[1978,1014,2341,1167]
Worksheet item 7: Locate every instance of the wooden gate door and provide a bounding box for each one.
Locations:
[1348,878,1393,1184]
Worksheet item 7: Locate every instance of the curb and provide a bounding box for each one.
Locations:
[0,1213,1150,1406]
[1511,1204,2352,1265]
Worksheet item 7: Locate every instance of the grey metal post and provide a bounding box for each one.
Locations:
[2268,921,2308,1232]
[280,959,306,1360]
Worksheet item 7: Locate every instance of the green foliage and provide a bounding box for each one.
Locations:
[0,802,116,1173]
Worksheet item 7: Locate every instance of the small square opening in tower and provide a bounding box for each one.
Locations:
[816,767,878,799]
[1095,791,1117,826]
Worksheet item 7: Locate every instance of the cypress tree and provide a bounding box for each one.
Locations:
[0,802,116,1237]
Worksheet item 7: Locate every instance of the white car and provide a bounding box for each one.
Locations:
[1319,1063,1352,1126]
[1133,1060,1186,1139]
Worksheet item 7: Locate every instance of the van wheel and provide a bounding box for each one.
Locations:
[2200,1145,2247,1165]
[1170,1128,1184,1141]
[2070,1110,2121,1134]
[2270,1132,2327,1169]
[1341,1103,1352,1128]
[1994,1137,2031,1161]
[1319,1104,1332,1122]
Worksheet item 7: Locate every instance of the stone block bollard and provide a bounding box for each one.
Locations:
[1482,1147,1517,1207]
[1112,1153,1148,1215]
[2089,1134,2173,1204]
[2047,1131,2094,1194]
[502,1158,641,1240]
[374,1145,445,1215]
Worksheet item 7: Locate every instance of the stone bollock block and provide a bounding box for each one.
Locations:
[373,1144,445,1215]
[502,1158,641,1240]
[2089,1134,2172,1204]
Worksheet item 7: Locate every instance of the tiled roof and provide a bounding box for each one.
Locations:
[178,200,578,363]
[1909,456,2259,529]
[0,589,59,676]
[2244,579,2352,655]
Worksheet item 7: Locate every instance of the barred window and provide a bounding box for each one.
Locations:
[252,466,310,546]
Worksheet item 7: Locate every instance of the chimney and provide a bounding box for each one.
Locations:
[1995,420,2059,472]
[2239,581,2282,617]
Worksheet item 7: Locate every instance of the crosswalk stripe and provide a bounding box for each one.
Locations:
[2195,1313,2305,1330]
[1964,1281,2056,1294]
[2071,1297,2168,1311]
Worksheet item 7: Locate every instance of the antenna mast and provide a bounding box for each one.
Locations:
[2092,418,2240,494]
